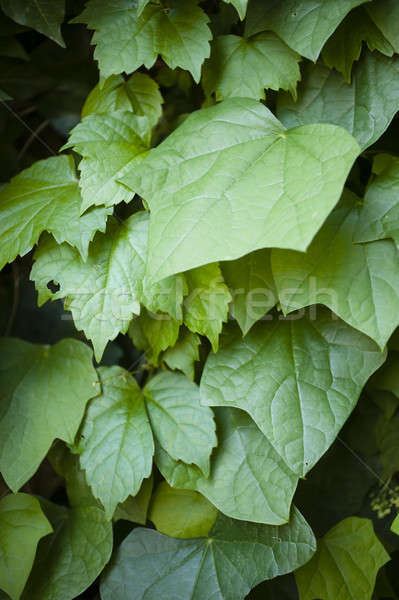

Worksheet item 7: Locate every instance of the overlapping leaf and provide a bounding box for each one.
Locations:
[0,0,65,46]
[163,329,200,380]
[223,0,247,19]
[365,0,399,53]
[129,310,180,364]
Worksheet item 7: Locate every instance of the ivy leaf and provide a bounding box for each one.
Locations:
[355,154,399,248]
[82,72,163,129]
[22,501,113,600]
[0,493,52,600]
[200,309,386,476]
[272,192,399,349]
[0,155,112,268]
[129,310,180,365]
[245,0,369,60]
[74,0,211,82]
[156,407,299,525]
[100,507,316,600]
[202,33,301,101]
[183,263,231,352]
[149,482,218,538]
[163,329,200,380]
[0,0,65,46]
[366,0,399,53]
[221,249,277,335]
[77,366,154,519]
[0,338,99,491]
[144,371,216,477]
[121,97,359,282]
[277,52,399,151]
[31,213,149,361]
[295,517,389,600]
[113,477,153,524]
[223,0,248,20]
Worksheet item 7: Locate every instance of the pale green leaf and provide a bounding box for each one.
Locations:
[0,0,65,46]
[163,329,200,380]
[295,517,389,600]
[0,493,52,600]
[0,338,99,491]
[277,52,399,151]
[200,309,386,476]
[121,97,359,282]
[77,366,154,518]
[355,154,399,248]
[272,192,399,348]
[113,477,153,524]
[149,482,217,538]
[203,33,301,101]
[129,310,180,364]
[366,0,399,53]
[183,263,231,352]
[75,0,211,82]
[223,0,247,19]
[144,371,216,477]
[156,407,299,525]
[391,514,399,535]
[100,507,316,600]
[0,155,111,268]
[82,72,163,129]
[245,0,369,60]
[221,248,277,335]
[22,501,113,600]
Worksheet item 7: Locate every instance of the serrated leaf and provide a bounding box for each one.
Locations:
[75,0,211,82]
[144,371,216,477]
[31,213,150,361]
[101,507,315,600]
[295,517,389,600]
[366,0,399,53]
[200,309,386,476]
[183,263,231,352]
[245,0,369,60]
[113,476,153,524]
[121,97,359,282]
[223,0,247,19]
[0,338,99,491]
[355,155,399,248]
[149,482,218,538]
[0,493,52,600]
[0,0,65,46]
[156,407,299,525]
[203,32,301,101]
[129,310,180,364]
[272,192,399,348]
[163,329,200,380]
[277,52,399,151]
[0,155,112,268]
[77,366,154,518]
[221,249,277,335]
[22,501,113,600]
[82,72,163,129]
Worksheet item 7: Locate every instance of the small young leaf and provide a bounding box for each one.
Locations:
[295,517,389,600]
[113,477,153,524]
[0,338,99,491]
[391,514,399,535]
[129,310,180,365]
[163,329,200,380]
[366,0,399,53]
[0,0,65,46]
[0,493,52,600]
[149,482,218,538]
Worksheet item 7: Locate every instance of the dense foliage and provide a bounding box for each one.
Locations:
[2,0,399,598]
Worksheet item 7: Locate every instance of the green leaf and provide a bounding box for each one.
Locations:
[391,514,399,535]
[355,154,399,248]
[277,52,399,151]
[82,72,163,129]
[245,0,368,60]
[375,408,399,479]
[113,476,153,524]
[77,366,154,518]
[129,310,180,364]
[156,407,299,525]
[149,482,218,538]
[22,501,113,600]
[144,371,216,477]
[183,263,231,352]
[163,329,200,380]
[295,517,389,600]
[75,0,211,82]
[0,493,52,600]
[0,0,65,46]
[272,192,399,349]
[200,309,386,476]
[223,0,247,19]
[101,507,315,600]
[221,248,277,335]
[0,155,112,268]
[366,0,399,53]
[121,97,359,282]
[31,213,150,361]
[0,338,99,491]
[202,33,301,101]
